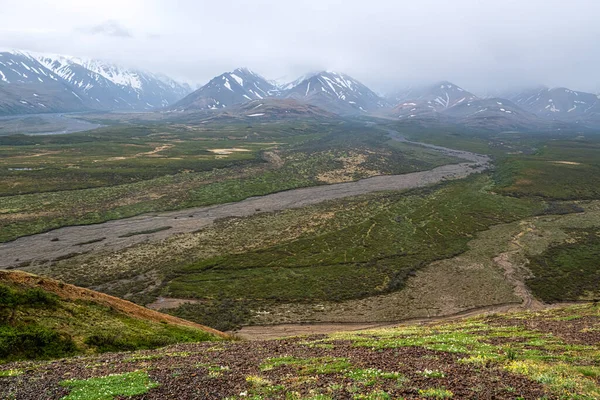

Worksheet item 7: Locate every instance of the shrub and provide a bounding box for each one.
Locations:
[0,325,77,361]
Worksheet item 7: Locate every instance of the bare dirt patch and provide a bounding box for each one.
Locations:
[208,148,251,155]
[552,161,582,166]
[105,144,174,161]
[147,297,201,310]
[316,153,380,183]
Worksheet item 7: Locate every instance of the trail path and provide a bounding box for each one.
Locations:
[235,301,584,340]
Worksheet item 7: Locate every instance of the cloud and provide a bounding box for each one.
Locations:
[1,0,599,93]
[78,20,133,38]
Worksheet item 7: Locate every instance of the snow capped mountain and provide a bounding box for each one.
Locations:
[446,98,580,131]
[277,72,319,91]
[171,69,388,115]
[0,49,190,115]
[33,52,190,109]
[0,51,90,115]
[391,81,479,116]
[282,71,389,114]
[510,87,600,126]
[172,68,279,111]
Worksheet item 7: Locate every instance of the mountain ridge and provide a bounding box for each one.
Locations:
[0,49,191,115]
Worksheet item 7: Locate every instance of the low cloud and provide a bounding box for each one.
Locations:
[78,20,132,38]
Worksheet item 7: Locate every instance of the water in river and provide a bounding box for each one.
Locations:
[0,113,102,136]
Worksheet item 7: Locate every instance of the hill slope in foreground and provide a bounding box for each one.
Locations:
[1,301,598,399]
[0,270,226,363]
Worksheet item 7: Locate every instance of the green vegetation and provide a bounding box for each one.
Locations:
[260,356,352,374]
[418,388,453,398]
[402,126,600,201]
[167,175,543,304]
[0,120,461,242]
[346,368,405,387]
[527,228,600,302]
[0,276,220,363]
[495,139,600,200]
[169,299,253,332]
[1,304,597,399]
[61,371,158,400]
[330,304,600,399]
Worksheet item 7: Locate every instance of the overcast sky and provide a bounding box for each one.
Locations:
[1,0,599,94]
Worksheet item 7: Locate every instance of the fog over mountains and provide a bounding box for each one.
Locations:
[1,48,600,131]
[3,1,600,96]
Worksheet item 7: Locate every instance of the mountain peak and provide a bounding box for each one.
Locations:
[172,68,278,111]
[510,85,600,125]
[232,67,258,76]
[282,70,389,114]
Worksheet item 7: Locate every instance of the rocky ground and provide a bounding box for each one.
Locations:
[1,304,598,399]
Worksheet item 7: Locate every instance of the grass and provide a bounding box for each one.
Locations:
[168,299,253,332]
[24,129,600,329]
[0,369,23,377]
[495,139,600,200]
[0,120,461,242]
[60,371,158,400]
[166,175,543,304]
[527,228,600,302]
[418,388,453,398]
[1,304,598,399]
[0,278,221,363]
[329,304,600,399]
[345,368,405,386]
[260,356,352,375]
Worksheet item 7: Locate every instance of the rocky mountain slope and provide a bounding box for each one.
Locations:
[196,98,336,122]
[0,50,190,115]
[440,97,565,131]
[172,68,278,111]
[282,71,389,114]
[0,51,90,115]
[174,70,389,115]
[386,81,585,131]
[389,81,478,116]
[510,86,600,127]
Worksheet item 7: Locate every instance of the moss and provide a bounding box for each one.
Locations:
[60,371,158,400]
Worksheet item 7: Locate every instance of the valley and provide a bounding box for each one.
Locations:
[1,89,599,400]
[1,111,598,336]
[2,3,600,398]
[0,132,486,268]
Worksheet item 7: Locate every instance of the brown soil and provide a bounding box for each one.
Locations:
[0,337,547,399]
[485,309,600,345]
[147,297,201,310]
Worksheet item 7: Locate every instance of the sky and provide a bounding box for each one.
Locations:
[1,0,599,95]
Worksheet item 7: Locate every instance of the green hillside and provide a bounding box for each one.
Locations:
[0,270,227,363]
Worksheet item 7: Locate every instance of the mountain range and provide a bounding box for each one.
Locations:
[171,69,388,115]
[0,50,191,115]
[2,49,600,131]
